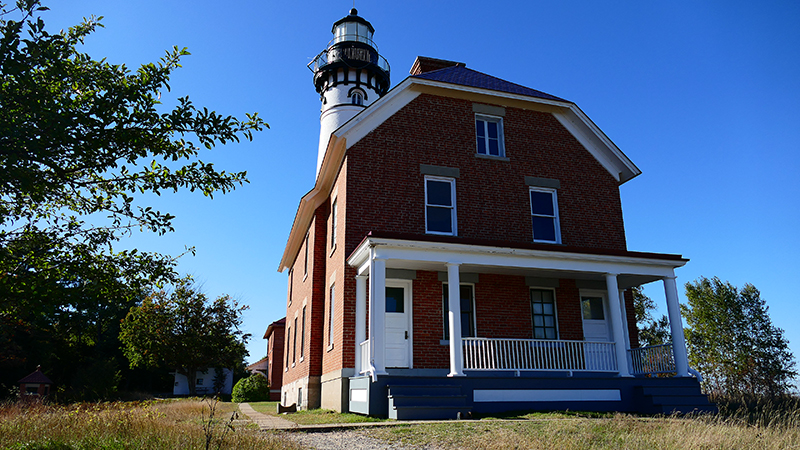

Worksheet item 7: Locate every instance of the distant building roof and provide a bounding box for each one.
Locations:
[263,317,286,339]
[246,356,269,372]
[18,366,53,385]
[411,62,567,103]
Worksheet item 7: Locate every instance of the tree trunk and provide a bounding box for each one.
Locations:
[184,368,198,396]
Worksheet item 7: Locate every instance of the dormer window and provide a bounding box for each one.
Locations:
[476,115,504,157]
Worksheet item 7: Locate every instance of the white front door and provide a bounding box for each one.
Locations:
[581,292,612,370]
[384,280,411,368]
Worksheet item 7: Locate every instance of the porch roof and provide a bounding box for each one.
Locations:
[347,232,688,289]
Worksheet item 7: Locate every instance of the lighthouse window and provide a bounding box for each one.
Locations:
[351,91,364,106]
[475,115,505,157]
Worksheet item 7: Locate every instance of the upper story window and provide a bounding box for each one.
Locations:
[349,87,366,106]
[351,91,364,106]
[288,269,293,306]
[303,232,309,277]
[425,176,456,235]
[330,199,337,249]
[475,115,504,157]
[530,187,561,243]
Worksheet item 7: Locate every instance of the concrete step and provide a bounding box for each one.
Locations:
[390,405,470,420]
[635,385,704,397]
[387,384,462,396]
[389,394,467,407]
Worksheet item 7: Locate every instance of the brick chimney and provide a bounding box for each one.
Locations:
[409,56,465,75]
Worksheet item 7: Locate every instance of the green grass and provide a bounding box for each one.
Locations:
[247,401,386,425]
[0,399,301,450]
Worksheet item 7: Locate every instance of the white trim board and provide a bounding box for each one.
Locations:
[473,389,621,403]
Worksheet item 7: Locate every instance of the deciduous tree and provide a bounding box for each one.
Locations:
[119,279,250,396]
[632,286,670,347]
[0,0,266,394]
[683,277,796,396]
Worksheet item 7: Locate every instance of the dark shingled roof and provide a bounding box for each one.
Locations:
[18,367,53,385]
[411,65,568,103]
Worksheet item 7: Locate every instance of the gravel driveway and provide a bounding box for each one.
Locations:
[283,429,441,450]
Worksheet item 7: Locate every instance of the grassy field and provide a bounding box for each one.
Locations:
[4,395,799,449]
[0,399,301,450]
[365,413,800,449]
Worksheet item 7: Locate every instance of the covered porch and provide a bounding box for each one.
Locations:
[347,235,691,382]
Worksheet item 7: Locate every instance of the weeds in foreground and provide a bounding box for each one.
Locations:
[366,412,800,450]
[0,399,300,450]
[712,392,800,428]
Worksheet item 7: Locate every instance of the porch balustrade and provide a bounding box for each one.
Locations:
[629,343,676,375]
[359,339,370,374]
[462,337,618,372]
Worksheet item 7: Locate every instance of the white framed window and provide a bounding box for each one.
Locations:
[285,325,290,369]
[328,283,335,347]
[442,283,476,339]
[475,115,504,157]
[330,199,337,249]
[300,306,306,359]
[288,269,293,306]
[530,187,561,243]
[530,288,558,339]
[425,176,456,235]
[303,233,309,277]
[292,317,298,364]
[351,91,364,106]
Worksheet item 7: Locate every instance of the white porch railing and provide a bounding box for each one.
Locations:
[630,343,676,375]
[462,337,618,372]
[359,339,370,374]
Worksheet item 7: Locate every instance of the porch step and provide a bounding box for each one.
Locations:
[634,383,717,415]
[387,384,471,420]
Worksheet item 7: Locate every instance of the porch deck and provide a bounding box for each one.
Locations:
[360,337,676,376]
[348,371,715,419]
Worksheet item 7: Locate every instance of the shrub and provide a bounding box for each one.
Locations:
[232,374,270,403]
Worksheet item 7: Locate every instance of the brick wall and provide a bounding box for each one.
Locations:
[409,272,590,369]
[267,326,285,394]
[283,204,328,388]
[344,94,627,257]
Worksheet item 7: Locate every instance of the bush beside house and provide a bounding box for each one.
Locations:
[232,374,270,403]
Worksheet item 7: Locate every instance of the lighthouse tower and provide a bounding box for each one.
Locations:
[308,9,390,177]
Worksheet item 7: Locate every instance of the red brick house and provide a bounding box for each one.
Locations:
[263,317,286,401]
[277,9,712,419]
[18,366,53,400]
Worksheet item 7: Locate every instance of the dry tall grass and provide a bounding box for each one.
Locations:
[0,399,300,450]
[368,411,800,450]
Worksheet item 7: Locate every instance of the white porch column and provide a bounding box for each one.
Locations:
[619,289,632,370]
[369,255,388,377]
[355,275,367,375]
[605,273,631,377]
[664,276,690,377]
[446,263,465,377]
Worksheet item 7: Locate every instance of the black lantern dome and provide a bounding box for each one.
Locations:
[308,8,390,97]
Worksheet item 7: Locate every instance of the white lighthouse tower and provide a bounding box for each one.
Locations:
[308,8,390,177]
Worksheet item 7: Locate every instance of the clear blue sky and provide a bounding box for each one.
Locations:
[41,0,800,373]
